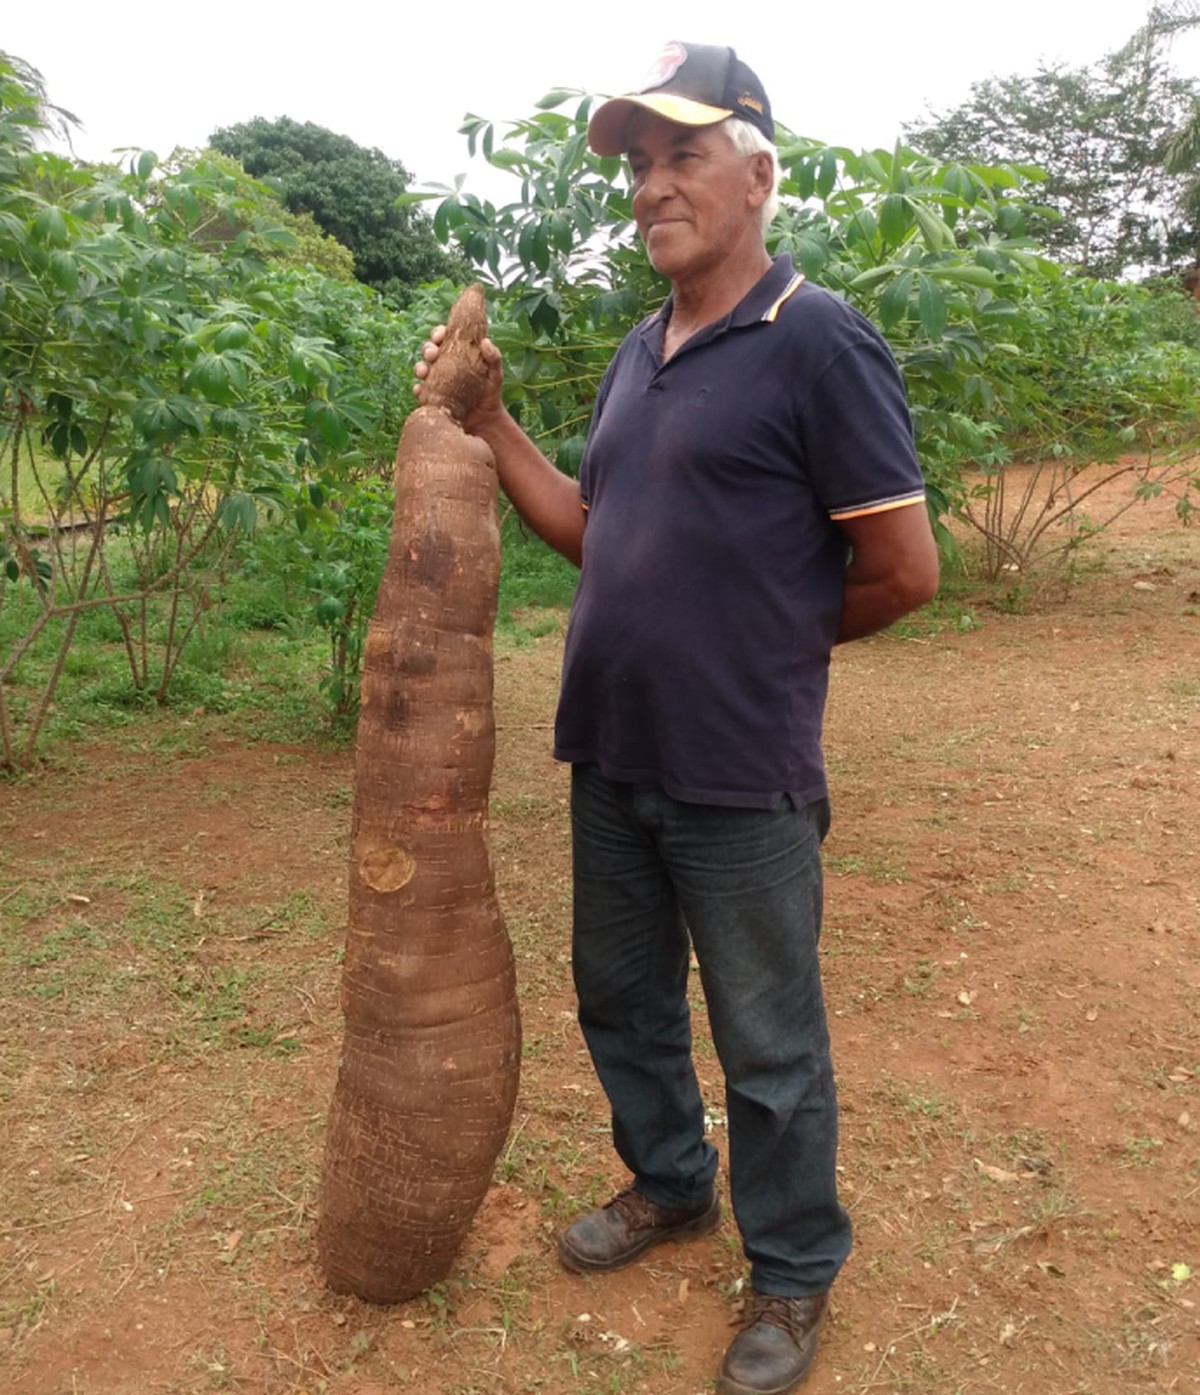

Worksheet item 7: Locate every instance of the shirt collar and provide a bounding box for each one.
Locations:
[639,254,800,355]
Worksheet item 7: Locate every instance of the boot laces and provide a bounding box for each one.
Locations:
[744,1293,823,1341]
[606,1187,663,1228]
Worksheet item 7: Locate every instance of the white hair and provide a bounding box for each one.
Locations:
[722,116,780,232]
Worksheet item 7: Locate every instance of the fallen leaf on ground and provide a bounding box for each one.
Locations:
[974,1159,1023,1184]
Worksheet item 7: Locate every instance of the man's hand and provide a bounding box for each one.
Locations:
[413,324,586,567]
[415,325,506,438]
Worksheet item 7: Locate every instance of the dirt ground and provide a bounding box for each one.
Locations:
[1,467,1198,1394]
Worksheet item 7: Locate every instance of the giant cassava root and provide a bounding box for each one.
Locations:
[317,286,520,1303]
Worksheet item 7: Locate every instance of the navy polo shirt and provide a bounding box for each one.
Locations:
[553,255,925,809]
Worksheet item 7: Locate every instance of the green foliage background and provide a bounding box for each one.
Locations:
[2,44,1199,770]
[209,116,461,304]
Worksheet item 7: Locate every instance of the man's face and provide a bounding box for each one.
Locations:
[626,111,767,285]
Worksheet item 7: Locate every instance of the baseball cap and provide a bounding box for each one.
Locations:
[587,42,774,156]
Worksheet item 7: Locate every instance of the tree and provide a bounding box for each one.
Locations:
[0,50,78,149]
[159,147,357,282]
[210,117,460,303]
[1118,2,1200,254]
[903,42,1200,278]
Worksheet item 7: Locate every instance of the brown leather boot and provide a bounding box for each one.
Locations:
[557,1186,720,1273]
[717,1291,829,1394]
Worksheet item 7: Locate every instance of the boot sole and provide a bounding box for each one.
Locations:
[558,1193,722,1274]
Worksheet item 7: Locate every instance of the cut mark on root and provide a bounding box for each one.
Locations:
[359,846,416,893]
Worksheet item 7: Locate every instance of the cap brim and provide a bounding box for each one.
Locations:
[587,94,733,156]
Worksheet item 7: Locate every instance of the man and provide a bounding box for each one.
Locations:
[417,42,939,1395]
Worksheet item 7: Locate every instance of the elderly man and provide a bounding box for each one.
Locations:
[418,42,938,1395]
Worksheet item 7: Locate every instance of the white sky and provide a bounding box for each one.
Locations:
[7,0,1199,202]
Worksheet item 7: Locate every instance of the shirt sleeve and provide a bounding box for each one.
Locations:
[795,329,927,521]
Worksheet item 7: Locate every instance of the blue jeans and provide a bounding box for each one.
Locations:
[569,764,851,1296]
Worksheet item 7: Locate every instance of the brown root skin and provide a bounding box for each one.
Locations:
[418,283,491,426]
[317,283,519,1305]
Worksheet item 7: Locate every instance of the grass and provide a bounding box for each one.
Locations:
[1,505,579,770]
[497,514,577,637]
[2,442,67,526]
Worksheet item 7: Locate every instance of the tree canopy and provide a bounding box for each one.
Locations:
[209,116,460,303]
[903,40,1200,278]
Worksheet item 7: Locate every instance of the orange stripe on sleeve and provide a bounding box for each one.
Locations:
[828,494,926,523]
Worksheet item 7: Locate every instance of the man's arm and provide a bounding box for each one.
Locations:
[416,330,586,567]
[834,501,939,644]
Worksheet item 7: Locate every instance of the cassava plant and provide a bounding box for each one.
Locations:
[1,54,445,764]
[421,93,1199,579]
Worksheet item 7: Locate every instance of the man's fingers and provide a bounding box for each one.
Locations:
[413,325,448,391]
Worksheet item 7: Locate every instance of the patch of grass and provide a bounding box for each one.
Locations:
[0,1275,57,1346]
[826,851,910,884]
[903,958,942,998]
[1166,676,1200,701]
[894,1087,948,1120]
[1120,1135,1164,1168]
[497,518,575,635]
[889,591,980,638]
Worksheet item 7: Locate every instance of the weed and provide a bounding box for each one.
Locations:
[903,958,942,998]
[0,1276,56,1344]
[1120,1135,1164,1168]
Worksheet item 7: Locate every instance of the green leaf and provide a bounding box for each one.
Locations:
[878,270,915,330]
[217,492,258,534]
[531,221,550,274]
[304,400,351,451]
[32,206,69,247]
[431,198,453,243]
[550,212,574,254]
[916,274,948,339]
[940,164,978,205]
[47,249,78,293]
[935,264,1001,288]
[536,89,577,110]
[315,595,345,625]
[136,149,157,180]
[487,149,527,171]
[815,149,839,200]
[878,194,911,247]
[213,322,250,351]
[848,265,900,291]
[790,232,830,280]
[910,200,955,252]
